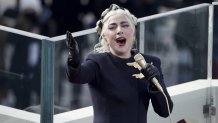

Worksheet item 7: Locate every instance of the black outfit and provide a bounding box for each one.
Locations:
[66,50,173,123]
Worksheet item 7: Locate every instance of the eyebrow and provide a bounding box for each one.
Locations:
[109,21,129,26]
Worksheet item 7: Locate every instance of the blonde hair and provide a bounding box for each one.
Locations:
[94,4,137,53]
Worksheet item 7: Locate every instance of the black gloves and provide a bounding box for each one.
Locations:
[141,64,161,91]
[141,64,160,82]
[66,31,80,67]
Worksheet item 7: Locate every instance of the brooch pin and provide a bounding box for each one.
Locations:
[126,62,144,79]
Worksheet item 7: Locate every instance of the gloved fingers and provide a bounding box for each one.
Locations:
[143,64,160,81]
[146,64,158,73]
[66,31,71,47]
[145,64,155,73]
[147,71,157,80]
[66,31,76,47]
[66,31,72,39]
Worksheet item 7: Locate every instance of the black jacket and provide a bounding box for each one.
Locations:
[66,50,173,123]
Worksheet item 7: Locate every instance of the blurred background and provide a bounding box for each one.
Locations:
[0,0,216,36]
[0,0,218,114]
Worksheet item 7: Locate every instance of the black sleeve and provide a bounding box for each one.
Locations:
[148,57,173,117]
[66,55,98,84]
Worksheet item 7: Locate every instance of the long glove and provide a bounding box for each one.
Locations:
[66,31,80,67]
[141,64,161,91]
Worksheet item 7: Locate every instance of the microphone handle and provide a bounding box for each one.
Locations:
[151,77,164,93]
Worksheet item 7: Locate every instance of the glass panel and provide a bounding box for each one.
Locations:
[140,5,211,123]
[0,28,44,122]
[52,33,98,114]
[210,3,218,123]
[139,6,209,86]
[213,3,218,79]
[40,31,98,122]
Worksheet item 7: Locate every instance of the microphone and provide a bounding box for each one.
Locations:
[134,53,164,92]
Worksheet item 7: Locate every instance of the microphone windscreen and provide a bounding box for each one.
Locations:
[134,53,144,62]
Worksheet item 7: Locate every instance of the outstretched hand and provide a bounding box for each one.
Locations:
[66,31,80,66]
[66,31,79,56]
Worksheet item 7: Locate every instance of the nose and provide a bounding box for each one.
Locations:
[117,26,123,35]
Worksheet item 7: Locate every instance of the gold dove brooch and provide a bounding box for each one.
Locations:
[126,62,144,79]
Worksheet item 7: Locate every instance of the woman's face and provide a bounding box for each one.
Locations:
[103,14,135,58]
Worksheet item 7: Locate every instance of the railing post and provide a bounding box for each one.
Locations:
[41,39,54,123]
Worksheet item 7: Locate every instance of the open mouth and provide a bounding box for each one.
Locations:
[115,37,126,46]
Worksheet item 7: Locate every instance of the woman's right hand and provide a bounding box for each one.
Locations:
[66,31,80,66]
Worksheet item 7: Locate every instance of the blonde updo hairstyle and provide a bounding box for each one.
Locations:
[94,4,137,53]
